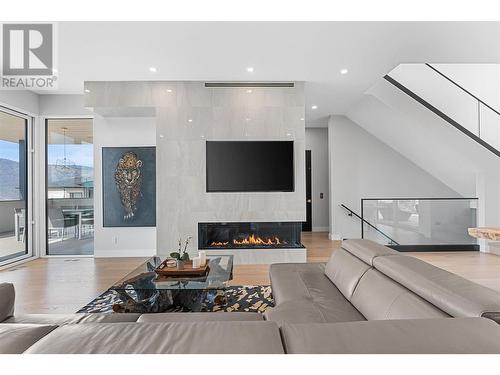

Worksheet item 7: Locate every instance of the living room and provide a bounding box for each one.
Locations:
[1,0,500,371]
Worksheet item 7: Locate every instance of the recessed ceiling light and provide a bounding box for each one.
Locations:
[84,89,90,93]
[311,105,318,110]
[245,117,251,121]
[167,89,173,93]
[149,67,157,73]
[246,89,253,93]
[247,67,254,73]
[340,68,349,75]
[286,133,292,137]
[159,134,165,139]
[300,117,305,121]
[188,119,193,123]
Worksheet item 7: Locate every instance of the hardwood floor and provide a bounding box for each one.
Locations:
[0,257,147,314]
[1,232,499,314]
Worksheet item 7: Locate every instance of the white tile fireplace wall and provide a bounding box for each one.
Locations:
[85,81,306,259]
[156,83,306,257]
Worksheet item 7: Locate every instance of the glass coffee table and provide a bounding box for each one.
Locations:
[111,255,234,313]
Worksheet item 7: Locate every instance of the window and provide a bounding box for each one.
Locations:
[0,110,29,263]
[46,119,94,255]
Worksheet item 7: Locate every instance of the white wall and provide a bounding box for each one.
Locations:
[39,94,92,117]
[0,90,39,115]
[305,128,329,231]
[328,115,461,240]
[93,116,156,257]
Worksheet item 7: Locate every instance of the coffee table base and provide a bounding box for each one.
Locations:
[112,289,226,313]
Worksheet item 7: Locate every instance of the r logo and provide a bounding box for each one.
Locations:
[2,24,53,76]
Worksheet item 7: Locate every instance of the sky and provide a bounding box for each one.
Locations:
[47,144,94,167]
[0,140,94,167]
[0,140,20,161]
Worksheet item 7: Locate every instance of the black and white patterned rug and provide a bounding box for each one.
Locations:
[77,285,274,314]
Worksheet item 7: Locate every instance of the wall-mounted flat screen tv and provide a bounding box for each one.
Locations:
[206,141,294,192]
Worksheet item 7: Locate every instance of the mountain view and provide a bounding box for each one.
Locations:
[0,158,21,200]
[0,158,94,200]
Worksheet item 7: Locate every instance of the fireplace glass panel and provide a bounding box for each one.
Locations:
[198,222,303,249]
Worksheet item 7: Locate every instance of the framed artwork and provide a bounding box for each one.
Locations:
[102,146,156,227]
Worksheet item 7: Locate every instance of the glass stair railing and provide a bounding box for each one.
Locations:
[342,198,479,251]
[385,64,500,157]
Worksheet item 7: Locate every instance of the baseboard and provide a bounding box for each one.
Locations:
[312,227,329,232]
[94,249,156,257]
[328,233,342,241]
[486,241,500,255]
[389,244,479,252]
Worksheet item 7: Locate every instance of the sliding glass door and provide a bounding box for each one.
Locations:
[46,119,94,255]
[0,110,30,264]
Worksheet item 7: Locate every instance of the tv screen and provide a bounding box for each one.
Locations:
[206,141,294,192]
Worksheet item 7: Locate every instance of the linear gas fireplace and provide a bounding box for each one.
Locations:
[198,222,303,250]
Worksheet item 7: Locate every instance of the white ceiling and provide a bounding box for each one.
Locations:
[50,22,500,126]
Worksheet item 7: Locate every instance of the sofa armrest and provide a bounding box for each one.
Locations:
[0,283,15,322]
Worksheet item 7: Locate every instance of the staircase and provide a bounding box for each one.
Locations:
[385,63,500,156]
[345,63,500,239]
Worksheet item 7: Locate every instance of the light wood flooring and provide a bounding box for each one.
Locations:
[1,232,499,314]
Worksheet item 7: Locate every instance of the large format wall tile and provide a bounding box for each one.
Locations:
[156,83,306,255]
[85,81,305,256]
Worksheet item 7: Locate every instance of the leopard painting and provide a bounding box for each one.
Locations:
[114,151,143,221]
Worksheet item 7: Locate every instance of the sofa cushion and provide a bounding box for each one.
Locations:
[0,324,57,354]
[264,298,364,325]
[280,318,500,354]
[25,321,284,354]
[0,283,15,322]
[4,313,141,325]
[137,312,263,323]
[269,261,366,324]
[269,263,327,304]
[374,255,500,321]
[351,269,449,320]
[324,248,370,300]
[341,239,398,265]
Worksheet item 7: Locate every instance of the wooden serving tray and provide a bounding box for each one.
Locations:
[155,259,209,277]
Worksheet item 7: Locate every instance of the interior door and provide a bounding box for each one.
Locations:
[303,150,312,231]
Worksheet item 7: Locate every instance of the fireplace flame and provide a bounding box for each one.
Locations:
[210,234,287,247]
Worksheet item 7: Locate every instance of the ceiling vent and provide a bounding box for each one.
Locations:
[204,82,294,88]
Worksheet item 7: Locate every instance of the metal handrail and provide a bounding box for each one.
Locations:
[384,74,500,158]
[425,63,500,117]
[340,204,400,245]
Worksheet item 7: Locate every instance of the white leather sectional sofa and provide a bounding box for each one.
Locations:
[1,239,500,354]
